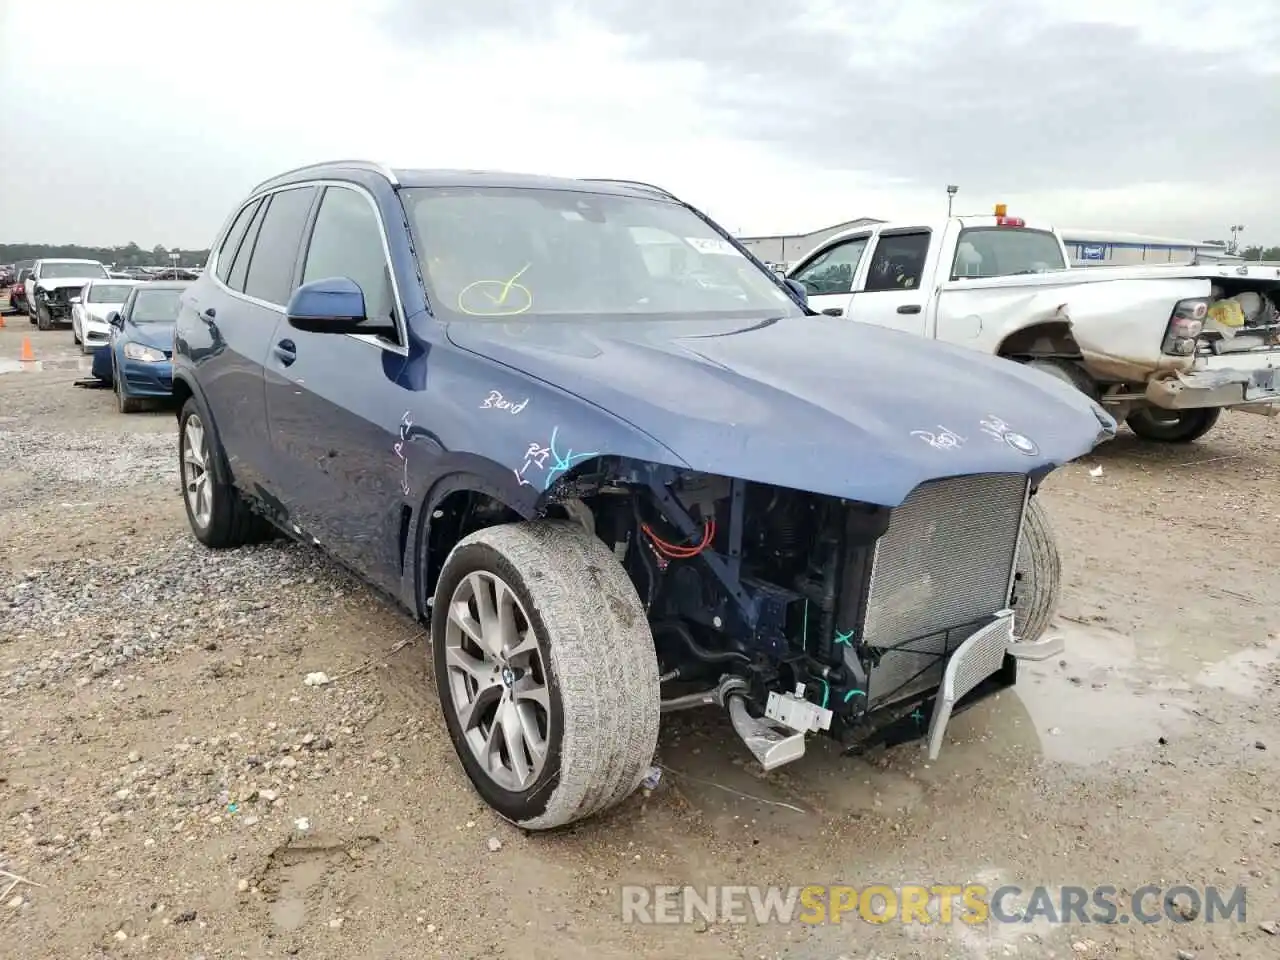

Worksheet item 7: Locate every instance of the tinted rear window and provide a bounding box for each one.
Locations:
[952,228,1066,278]
[242,187,317,305]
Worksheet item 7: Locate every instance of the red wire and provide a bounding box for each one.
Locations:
[641,519,716,558]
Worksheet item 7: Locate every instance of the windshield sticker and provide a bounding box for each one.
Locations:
[979,415,1039,456]
[514,426,600,490]
[684,237,740,256]
[394,411,413,495]
[911,426,966,451]
[457,263,534,317]
[480,389,528,415]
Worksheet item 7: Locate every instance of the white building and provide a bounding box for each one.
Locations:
[1057,230,1239,266]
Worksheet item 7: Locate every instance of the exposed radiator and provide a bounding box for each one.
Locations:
[860,473,1028,707]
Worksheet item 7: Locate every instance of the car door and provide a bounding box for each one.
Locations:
[263,182,411,593]
[845,229,933,336]
[193,186,317,497]
[788,233,872,318]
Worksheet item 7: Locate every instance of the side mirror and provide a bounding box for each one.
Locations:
[783,277,808,304]
[286,277,395,337]
[107,311,121,326]
[69,296,81,304]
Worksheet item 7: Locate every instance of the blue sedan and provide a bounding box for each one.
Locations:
[103,281,190,413]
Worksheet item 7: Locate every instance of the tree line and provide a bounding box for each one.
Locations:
[1240,245,1280,261]
[0,242,211,268]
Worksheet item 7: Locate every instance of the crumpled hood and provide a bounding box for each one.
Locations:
[445,314,1115,506]
[125,321,175,353]
[36,277,98,291]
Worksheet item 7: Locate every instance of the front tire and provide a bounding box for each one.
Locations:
[114,361,144,413]
[1011,498,1060,645]
[1125,406,1221,444]
[35,303,53,331]
[178,398,272,548]
[432,520,660,831]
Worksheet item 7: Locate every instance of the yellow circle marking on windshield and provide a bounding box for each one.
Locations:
[457,263,534,317]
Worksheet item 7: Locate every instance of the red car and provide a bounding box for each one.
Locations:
[8,278,28,316]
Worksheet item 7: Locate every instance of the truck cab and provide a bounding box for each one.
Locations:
[789,206,1069,336]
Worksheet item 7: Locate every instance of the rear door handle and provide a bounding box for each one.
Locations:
[821,307,844,317]
[273,339,297,366]
[897,304,922,315]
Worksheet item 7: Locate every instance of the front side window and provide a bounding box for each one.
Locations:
[401,186,801,322]
[302,186,396,329]
[790,236,870,296]
[951,228,1067,279]
[129,287,185,323]
[88,283,137,303]
[38,262,108,280]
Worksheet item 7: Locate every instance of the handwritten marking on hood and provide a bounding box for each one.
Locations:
[979,415,1040,456]
[912,426,966,451]
[480,390,528,414]
[514,426,600,490]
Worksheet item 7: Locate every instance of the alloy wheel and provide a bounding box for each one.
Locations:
[182,414,213,529]
[443,570,551,792]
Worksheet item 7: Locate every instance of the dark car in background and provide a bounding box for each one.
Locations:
[10,265,33,316]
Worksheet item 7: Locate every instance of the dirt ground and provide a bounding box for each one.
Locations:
[1,316,1278,960]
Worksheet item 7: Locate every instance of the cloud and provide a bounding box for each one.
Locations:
[0,0,1276,246]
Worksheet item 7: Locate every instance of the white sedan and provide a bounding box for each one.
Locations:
[71,279,145,354]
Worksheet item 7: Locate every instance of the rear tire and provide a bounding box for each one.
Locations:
[1125,406,1221,443]
[179,398,273,548]
[1026,357,1099,400]
[432,520,660,831]
[1011,498,1060,644]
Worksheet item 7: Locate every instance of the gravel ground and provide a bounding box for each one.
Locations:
[1,320,1278,960]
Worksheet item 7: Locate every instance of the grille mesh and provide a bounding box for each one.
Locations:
[861,473,1027,706]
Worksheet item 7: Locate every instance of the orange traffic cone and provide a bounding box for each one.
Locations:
[20,337,35,362]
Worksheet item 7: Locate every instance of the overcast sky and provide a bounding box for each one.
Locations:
[1,0,1276,249]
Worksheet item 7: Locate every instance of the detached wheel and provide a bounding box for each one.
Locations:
[432,520,660,830]
[1011,498,1060,644]
[1125,407,1220,443]
[179,398,273,548]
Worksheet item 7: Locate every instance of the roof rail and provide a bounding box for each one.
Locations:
[579,178,678,201]
[252,159,399,193]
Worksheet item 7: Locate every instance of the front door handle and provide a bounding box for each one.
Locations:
[201,307,216,320]
[821,307,844,317]
[273,339,297,366]
[897,304,922,315]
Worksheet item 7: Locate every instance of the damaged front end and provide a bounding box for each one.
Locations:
[35,284,81,322]
[549,462,1063,771]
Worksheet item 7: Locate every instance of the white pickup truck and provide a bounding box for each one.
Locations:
[786,207,1280,443]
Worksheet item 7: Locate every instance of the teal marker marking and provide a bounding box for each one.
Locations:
[910,708,925,726]
[817,677,830,709]
[834,629,854,646]
[842,688,866,704]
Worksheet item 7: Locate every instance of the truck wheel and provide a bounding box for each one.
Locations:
[35,303,53,331]
[1026,358,1099,400]
[1011,498,1060,645]
[1125,407,1220,443]
[432,519,660,831]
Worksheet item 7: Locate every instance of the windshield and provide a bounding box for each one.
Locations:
[951,228,1066,279]
[88,283,136,303]
[130,288,184,323]
[402,186,801,322]
[39,261,108,280]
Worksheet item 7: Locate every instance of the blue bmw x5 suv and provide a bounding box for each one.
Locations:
[173,159,1112,830]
